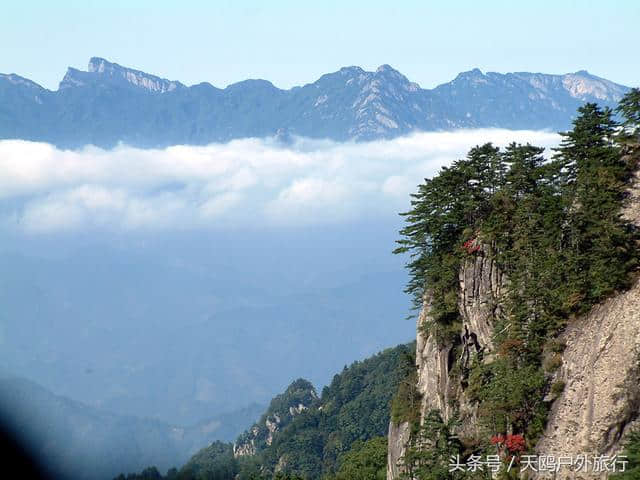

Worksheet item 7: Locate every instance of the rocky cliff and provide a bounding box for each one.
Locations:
[387,420,411,480]
[534,277,640,478]
[387,156,640,480]
[387,245,507,479]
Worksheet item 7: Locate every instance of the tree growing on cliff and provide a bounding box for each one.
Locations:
[396,94,640,463]
[400,410,473,480]
[618,88,640,137]
[394,143,505,329]
[554,103,636,308]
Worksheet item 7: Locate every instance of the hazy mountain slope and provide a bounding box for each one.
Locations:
[0,57,629,148]
[0,377,263,480]
[0,225,412,426]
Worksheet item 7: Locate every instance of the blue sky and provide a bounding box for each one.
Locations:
[1,0,638,90]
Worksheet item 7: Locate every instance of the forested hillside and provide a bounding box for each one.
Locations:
[117,343,414,480]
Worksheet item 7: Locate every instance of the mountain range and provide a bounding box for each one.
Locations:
[0,57,630,148]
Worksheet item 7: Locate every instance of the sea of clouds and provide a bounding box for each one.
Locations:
[0,130,560,233]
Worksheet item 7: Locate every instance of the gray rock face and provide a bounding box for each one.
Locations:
[387,246,505,479]
[415,299,453,418]
[387,420,411,480]
[534,278,640,479]
[458,246,505,352]
[416,247,504,433]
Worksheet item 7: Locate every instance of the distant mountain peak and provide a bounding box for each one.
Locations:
[457,68,484,78]
[339,66,365,75]
[561,70,627,102]
[450,68,489,85]
[227,78,279,92]
[89,57,184,93]
[0,73,43,90]
[87,56,113,73]
[59,57,185,93]
[59,67,87,89]
[376,64,396,73]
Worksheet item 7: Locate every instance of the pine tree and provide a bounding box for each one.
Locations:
[554,103,635,306]
[400,410,469,480]
[617,88,640,137]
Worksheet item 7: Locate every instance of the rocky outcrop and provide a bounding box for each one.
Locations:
[233,425,259,457]
[387,421,411,480]
[265,414,281,446]
[535,277,640,477]
[417,246,504,429]
[233,379,317,458]
[458,243,505,353]
[387,246,506,479]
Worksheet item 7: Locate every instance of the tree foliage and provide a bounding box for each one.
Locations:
[400,410,477,480]
[327,436,387,480]
[610,430,640,480]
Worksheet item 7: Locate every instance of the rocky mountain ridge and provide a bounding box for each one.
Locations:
[0,58,630,148]
[59,57,185,92]
[233,379,317,457]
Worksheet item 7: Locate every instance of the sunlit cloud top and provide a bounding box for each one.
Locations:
[0,130,560,233]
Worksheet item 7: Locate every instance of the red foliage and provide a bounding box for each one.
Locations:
[491,433,526,454]
[504,434,525,453]
[462,238,481,254]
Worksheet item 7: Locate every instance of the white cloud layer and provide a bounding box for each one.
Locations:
[0,130,560,232]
